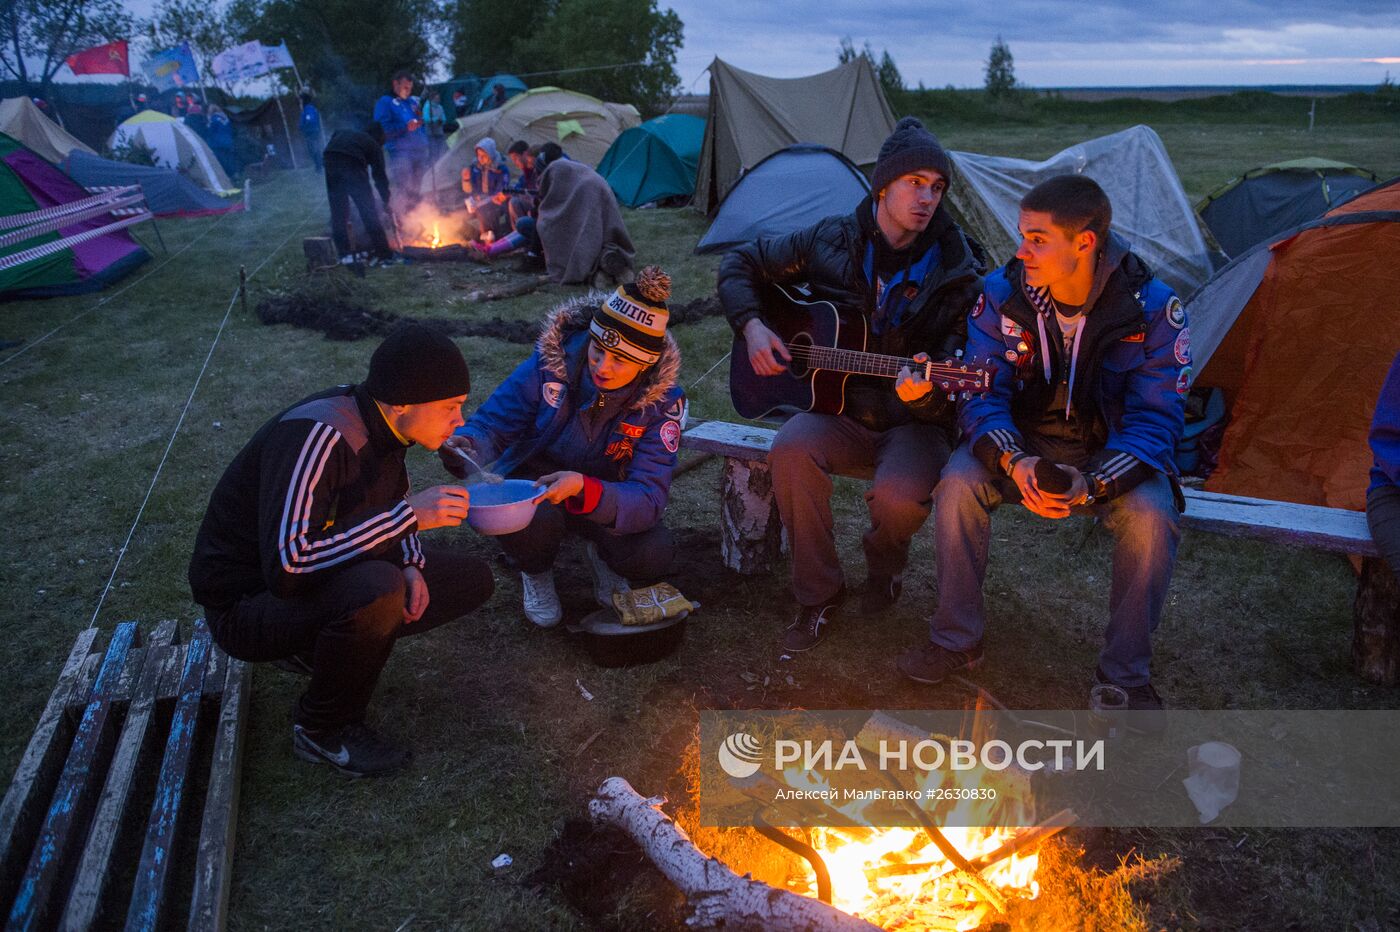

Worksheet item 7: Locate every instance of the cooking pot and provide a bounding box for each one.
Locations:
[571,608,689,667]
[464,479,547,535]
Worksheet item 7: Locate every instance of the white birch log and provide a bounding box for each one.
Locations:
[589,777,879,932]
[719,457,785,575]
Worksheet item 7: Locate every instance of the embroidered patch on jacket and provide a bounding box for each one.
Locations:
[659,419,681,453]
[542,381,566,408]
[1121,332,1146,343]
[1174,328,1192,365]
[971,294,986,318]
[1166,297,1186,330]
[1176,365,1193,395]
[665,397,687,428]
[619,422,645,439]
[999,316,1024,338]
[606,439,636,462]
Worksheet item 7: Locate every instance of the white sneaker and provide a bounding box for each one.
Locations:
[584,542,630,608]
[521,570,562,627]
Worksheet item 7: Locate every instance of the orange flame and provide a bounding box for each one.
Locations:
[429,222,441,248]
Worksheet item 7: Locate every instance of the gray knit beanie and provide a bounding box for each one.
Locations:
[871,116,952,194]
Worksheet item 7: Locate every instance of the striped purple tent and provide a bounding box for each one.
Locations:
[0,132,149,300]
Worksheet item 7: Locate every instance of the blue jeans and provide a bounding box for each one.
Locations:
[928,443,1180,686]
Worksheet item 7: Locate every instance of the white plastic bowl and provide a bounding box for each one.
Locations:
[464,479,547,535]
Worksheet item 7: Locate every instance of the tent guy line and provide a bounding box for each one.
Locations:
[84,211,317,629]
[0,207,234,369]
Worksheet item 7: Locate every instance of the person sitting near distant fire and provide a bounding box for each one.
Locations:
[716,117,985,658]
[898,174,1186,731]
[460,137,511,240]
[440,268,685,628]
[322,121,395,263]
[505,139,540,226]
[374,71,430,214]
[189,325,495,777]
[1367,351,1400,581]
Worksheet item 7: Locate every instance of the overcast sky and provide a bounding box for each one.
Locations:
[101,0,1400,89]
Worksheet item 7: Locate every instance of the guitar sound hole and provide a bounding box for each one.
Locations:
[788,333,812,378]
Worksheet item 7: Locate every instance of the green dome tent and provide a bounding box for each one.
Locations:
[0,132,148,300]
[597,114,705,208]
[475,74,528,111]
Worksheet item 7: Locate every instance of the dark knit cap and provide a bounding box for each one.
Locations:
[871,116,952,194]
[365,324,470,404]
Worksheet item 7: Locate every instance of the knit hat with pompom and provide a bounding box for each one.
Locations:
[590,266,672,366]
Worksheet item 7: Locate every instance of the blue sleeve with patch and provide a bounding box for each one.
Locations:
[456,352,544,464]
[1370,352,1400,492]
[1104,284,1187,475]
[585,392,685,535]
[958,282,1026,463]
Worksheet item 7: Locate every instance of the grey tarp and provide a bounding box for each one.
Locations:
[1197,158,1378,258]
[696,145,869,254]
[61,149,241,217]
[692,57,895,213]
[948,125,1213,297]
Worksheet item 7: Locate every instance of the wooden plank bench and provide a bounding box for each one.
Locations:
[683,419,1398,684]
[0,620,249,930]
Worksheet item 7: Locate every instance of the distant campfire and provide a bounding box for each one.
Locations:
[396,202,480,261]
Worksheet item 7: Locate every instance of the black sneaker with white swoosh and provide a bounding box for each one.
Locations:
[292,722,411,777]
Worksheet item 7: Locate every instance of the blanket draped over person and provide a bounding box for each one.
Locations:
[536,158,635,285]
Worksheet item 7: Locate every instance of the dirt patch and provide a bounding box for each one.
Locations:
[526,818,686,926]
[256,292,540,344]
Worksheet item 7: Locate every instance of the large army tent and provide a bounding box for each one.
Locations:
[693,57,895,213]
[597,114,705,207]
[0,133,148,299]
[948,125,1213,297]
[0,97,95,164]
[424,87,640,201]
[1186,177,1400,511]
[62,150,241,217]
[696,145,869,254]
[109,111,236,196]
[227,94,307,169]
[1197,158,1378,258]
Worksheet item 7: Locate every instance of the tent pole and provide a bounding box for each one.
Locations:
[273,93,300,169]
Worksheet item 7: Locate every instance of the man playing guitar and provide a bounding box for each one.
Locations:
[717,117,986,657]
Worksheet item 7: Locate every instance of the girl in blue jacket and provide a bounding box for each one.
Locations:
[443,268,685,626]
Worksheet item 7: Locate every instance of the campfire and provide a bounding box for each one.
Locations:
[592,709,1078,930]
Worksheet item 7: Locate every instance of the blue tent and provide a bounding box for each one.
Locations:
[476,75,528,112]
[696,144,869,254]
[61,150,241,217]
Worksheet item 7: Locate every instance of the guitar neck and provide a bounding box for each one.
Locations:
[785,343,957,380]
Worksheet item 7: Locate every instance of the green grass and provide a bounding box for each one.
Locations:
[3,106,1400,930]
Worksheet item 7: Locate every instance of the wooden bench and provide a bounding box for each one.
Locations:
[0,620,249,930]
[683,419,1398,685]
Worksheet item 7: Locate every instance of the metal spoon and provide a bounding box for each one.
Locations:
[454,445,504,484]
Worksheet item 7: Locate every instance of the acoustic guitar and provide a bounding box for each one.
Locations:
[729,284,993,421]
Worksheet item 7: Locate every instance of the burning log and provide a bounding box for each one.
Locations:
[589,777,881,931]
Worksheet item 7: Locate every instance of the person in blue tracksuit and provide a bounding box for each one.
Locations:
[441,268,685,627]
[300,91,323,172]
[898,175,1187,727]
[373,71,430,213]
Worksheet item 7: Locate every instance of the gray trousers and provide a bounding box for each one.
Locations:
[770,413,952,606]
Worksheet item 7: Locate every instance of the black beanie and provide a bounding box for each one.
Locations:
[871,116,952,195]
[364,324,470,404]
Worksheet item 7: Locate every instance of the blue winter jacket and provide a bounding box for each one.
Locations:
[961,234,1188,500]
[455,296,686,534]
[1370,352,1400,493]
[373,94,428,154]
[463,137,510,200]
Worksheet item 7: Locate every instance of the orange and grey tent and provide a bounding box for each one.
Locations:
[1186,176,1400,510]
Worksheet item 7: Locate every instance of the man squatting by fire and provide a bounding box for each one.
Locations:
[188,326,494,777]
[442,267,686,628]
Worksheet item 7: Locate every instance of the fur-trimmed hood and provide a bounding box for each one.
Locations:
[534,292,683,412]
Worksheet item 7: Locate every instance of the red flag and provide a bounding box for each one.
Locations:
[64,40,129,76]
